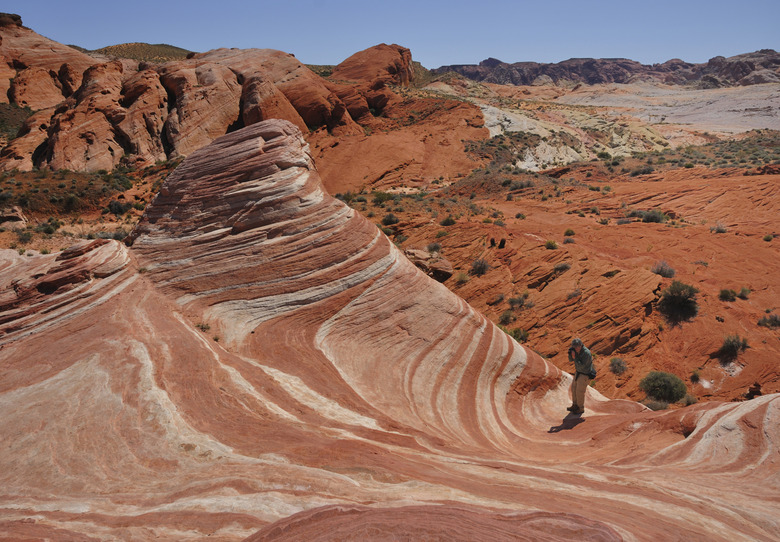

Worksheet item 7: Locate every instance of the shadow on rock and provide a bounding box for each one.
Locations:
[548,413,586,433]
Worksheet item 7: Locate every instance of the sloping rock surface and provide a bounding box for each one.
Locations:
[1,120,778,541]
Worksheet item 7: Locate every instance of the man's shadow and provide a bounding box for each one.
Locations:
[548,412,585,433]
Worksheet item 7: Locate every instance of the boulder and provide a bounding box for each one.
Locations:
[404,248,454,282]
[0,205,26,228]
[9,66,64,109]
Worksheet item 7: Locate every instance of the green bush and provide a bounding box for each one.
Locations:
[658,280,699,322]
[737,287,750,300]
[440,215,456,226]
[640,371,687,402]
[381,213,399,226]
[764,234,774,242]
[719,334,748,362]
[545,240,558,250]
[564,228,575,236]
[758,314,780,328]
[498,310,514,325]
[719,289,737,302]
[426,242,441,253]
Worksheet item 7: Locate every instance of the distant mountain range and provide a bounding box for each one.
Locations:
[434,49,780,87]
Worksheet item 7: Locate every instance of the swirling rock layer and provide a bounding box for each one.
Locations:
[1,120,778,541]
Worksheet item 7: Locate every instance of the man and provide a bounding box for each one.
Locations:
[567,338,593,414]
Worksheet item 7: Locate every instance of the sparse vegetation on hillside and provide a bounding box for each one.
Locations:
[92,42,193,62]
[306,65,335,78]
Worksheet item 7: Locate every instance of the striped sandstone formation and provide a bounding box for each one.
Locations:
[1,120,777,540]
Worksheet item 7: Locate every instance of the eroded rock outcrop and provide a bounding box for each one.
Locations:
[331,43,415,86]
[0,20,364,171]
[1,120,778,541]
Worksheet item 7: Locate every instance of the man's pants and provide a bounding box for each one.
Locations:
[570,373,590,410]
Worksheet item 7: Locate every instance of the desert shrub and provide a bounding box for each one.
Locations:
[380,226,392,235]
[650,261,675,278]
[508,295,527,309]
[719,334,748,362]
[682,393,698,406]
[372,191,394,205]
[515,212,526,219]
[554,262,571,272]
[758,314,780,328]
[764,234,774,242]
[566,289,582,300]
[381,213,399,226]
[426,242,441,253]
[440,215,456,226]
[737,287,750,300]
[609,357,627,375]
[641,210,666,223]
[658,280,699,322]
[563,237,575,244]
[108,200,132,215]
[494,219,505,226]
[16,230,32,244]
[616,218,631,225]
[690,370,700,383]
[510,328,529,342]
[640,371,687,403]
[564,228,575,237]
[710,222,727,233]
[455,272,469,285]
[435,230,448,238]
[631,166,654,176]
[470,258,490,276]
[498,310,514,325]
[643,400,669,411]
[545,240,558,250]
[719,289,737,302]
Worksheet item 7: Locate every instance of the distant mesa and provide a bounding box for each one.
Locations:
[434,49,780,87]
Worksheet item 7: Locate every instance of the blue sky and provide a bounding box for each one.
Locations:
[18,0,780,68]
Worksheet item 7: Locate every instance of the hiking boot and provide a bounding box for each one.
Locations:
[571,408,584,415]
[566,405,577,412]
